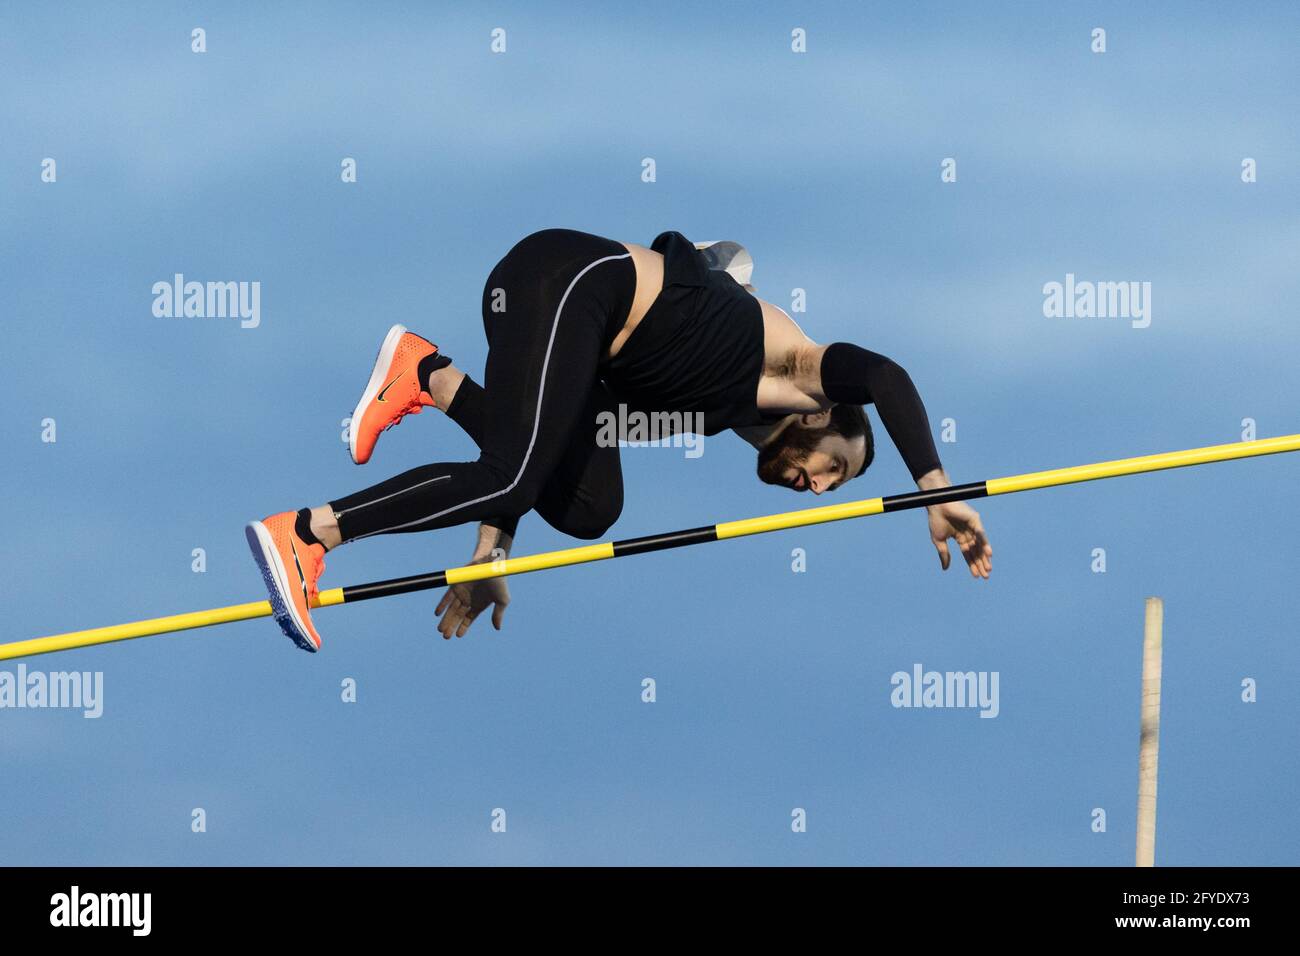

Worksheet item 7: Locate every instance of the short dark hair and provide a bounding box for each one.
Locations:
[828,404,874,476]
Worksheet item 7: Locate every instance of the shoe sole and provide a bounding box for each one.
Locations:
[348,323,409,464]
[245,521,320,652]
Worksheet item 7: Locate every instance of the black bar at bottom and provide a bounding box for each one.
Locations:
[0,865,1281,940]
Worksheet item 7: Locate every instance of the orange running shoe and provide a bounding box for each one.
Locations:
[245,511,327,652]
[348,323,444,465]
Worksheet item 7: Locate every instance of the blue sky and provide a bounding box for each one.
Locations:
[1,1,1297,865]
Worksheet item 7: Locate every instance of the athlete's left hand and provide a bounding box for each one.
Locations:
[928,501,992,579]
[435,570,510,638]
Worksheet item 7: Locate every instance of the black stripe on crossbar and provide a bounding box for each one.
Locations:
[343,569,449,603]
[881,481,988,513]
[612,525,718,557]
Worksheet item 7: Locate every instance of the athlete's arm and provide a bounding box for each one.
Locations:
[814,343,990,575]
[751,295,989,574]
[753,300,946,481]
[816,342,941,482]
[435,521,512,638]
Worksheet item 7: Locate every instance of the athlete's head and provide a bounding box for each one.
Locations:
[756,406,873,494]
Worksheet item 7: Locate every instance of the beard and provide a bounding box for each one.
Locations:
[756,423,827,486]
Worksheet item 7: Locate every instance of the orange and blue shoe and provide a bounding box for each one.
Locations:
[348,323,447,465]
[245,511,327,652]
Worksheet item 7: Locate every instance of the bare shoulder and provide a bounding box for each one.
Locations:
[755,298,827,412]
[757,298,815,354]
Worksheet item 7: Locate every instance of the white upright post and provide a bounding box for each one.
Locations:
[1136,597,1163,867]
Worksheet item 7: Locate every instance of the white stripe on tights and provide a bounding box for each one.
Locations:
[350,252,631,539]
[334,474,451,518]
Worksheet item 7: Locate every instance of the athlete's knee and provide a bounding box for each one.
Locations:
[561,510,618,540]
[587,486,623,538]
[546,488,622,540]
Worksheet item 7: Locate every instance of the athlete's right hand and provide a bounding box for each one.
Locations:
[435,566,510,638]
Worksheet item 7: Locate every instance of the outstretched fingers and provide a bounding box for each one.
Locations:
[958,518,992,579]
[933,509,993,579]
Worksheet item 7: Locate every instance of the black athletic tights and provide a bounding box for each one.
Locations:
[330,229,633,542]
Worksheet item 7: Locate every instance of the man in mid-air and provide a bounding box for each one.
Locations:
[246,229,992,651]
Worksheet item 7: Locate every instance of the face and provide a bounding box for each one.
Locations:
[756,411,867,494]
